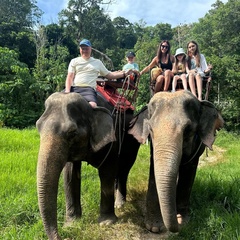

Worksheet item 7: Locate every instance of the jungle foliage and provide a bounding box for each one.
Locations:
[0,0,239,131]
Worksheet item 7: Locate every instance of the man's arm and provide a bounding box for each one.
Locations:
[105,71,126,80]
[65,72,75,93]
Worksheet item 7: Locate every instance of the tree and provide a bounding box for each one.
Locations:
[0,0,42,68]
[190,0,240,132]
[0,47,37,127]
[33,26,69,95]
[59,0,114,43]
[112,17,137,49]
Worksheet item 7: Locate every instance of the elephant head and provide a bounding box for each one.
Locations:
[129,91,224,233]
[36,92,116,240]
[37,92,116,152]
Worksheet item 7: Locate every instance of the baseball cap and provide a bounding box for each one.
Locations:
[79,39,92,47]
[126,51,136,57]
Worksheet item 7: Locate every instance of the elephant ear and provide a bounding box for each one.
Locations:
[128,106,149,144]
[90,107,116,152]
[198,101,224,150]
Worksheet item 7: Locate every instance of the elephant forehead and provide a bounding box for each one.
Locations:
[149,92,199,119]
[151,115,191,130]
[37,93,92,134]
[151,90,194,102]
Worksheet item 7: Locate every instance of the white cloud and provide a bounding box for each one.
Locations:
[104,0,228,27]
[37,0,228,27]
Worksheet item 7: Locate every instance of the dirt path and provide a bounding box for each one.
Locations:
[199,145,226,167]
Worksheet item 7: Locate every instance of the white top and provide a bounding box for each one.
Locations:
[123,62,139,71]
[191,54,208,76]
[68,57,110,89]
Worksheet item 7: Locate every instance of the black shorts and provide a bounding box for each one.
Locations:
[70,86,97,103]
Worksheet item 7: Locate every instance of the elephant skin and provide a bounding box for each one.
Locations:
[128,91,224,234]
[36,92,140,240]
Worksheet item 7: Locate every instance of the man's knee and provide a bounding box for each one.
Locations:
[89,101,97,108]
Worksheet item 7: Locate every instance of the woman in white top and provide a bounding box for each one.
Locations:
[186,41,212,101]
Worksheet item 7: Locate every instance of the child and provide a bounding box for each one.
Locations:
[123,52,139,84]
[123,51,139,72]
[171,48,188,92]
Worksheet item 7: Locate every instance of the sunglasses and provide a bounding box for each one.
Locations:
[161,45,169,49]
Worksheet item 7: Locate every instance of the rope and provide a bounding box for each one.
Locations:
[96,74,137,168]
[96,141,114,169]
[181,141,203,166]
[97,76,129,168]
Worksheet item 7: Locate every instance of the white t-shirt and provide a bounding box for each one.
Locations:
[122,62,139,71]
[68,57,110,89]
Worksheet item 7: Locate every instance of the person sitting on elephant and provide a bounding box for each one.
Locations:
[171,48,188,92]
[122,51,140,84]
[65,39,127,108]
[123,51,139,72]
[140,40,175,94]
[186,40,212,101]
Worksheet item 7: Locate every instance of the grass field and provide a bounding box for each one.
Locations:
[0,128,239,239]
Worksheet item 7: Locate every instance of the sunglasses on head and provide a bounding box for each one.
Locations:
[161,45,169,49]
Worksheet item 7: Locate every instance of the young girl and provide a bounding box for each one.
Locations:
[186,41,212,101]
[172,48,188,92]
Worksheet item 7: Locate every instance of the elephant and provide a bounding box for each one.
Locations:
[128,90,224,233]
[36,91,140,240]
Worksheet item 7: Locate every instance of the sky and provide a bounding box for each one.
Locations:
[36,0,227,27]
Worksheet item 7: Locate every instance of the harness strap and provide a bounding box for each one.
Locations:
[181,137,204,166]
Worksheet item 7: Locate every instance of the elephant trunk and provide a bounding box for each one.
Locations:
[37,135,67,240]
[153,136,182,233]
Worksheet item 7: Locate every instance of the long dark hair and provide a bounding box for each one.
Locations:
[156,40,171,65]
[187,40,201,68]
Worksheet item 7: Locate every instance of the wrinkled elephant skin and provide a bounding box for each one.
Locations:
[129,91,224,233]
[36,92,140,240]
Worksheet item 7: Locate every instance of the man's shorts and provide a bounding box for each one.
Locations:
[70,86,97,103]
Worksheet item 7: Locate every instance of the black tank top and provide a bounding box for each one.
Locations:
[159,55,173,70]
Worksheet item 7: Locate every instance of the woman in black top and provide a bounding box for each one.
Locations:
[140,40,175,93]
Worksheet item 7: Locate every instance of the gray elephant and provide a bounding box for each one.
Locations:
[129,91,224,233]
[36,91,140,240]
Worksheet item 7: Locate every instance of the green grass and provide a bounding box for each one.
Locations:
[0,128,239,239]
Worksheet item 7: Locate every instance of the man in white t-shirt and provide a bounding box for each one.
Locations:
[65,39,126,108]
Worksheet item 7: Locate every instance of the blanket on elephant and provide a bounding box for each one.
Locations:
[97,84,134,112]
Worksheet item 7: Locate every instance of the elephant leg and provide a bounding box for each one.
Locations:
[98,161,118,225]
[145,145,165,233]
[114,176,127,209]
[63,161,82,225]
[176,156,200,224]
[115,135,140,208]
